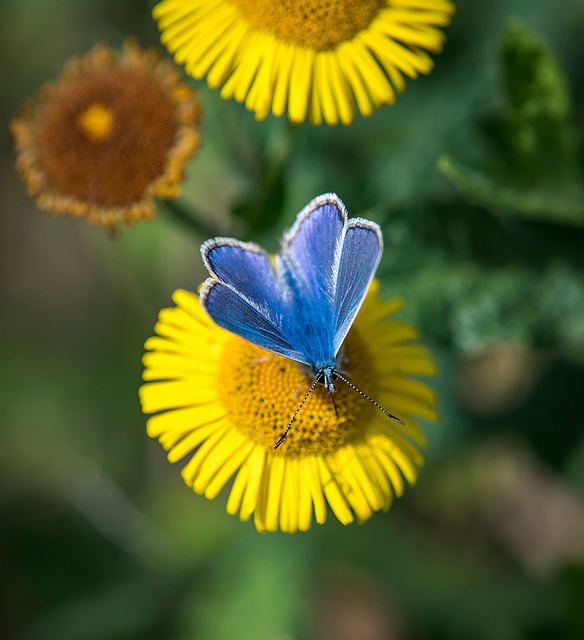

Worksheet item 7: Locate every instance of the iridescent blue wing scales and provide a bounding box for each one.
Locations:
[202,239,282,323]
[200,280,308,363]
[199,194,383,373]
[278,194,345,314]
[200,239,309,363]
[276,193,346,366]
[332,218,383,356]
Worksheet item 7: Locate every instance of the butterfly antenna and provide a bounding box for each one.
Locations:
[274,377,319,449]
[335,372,404,425]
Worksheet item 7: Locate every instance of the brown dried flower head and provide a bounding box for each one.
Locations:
[11,39,201,229]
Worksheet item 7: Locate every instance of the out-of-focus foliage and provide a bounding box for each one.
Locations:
[1,1,584,639]
[439,20,584,225]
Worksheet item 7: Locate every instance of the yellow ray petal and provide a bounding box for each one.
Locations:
[220,30,262,101]
[240,446,266,520]
[178,9,237,70]
[336,46,374,118]
[194,428,249,492]
[159,418,220,452]
[142,351,217,379]
[355,441,393,510]
[155,2,202,33]
[265,455,285,532]
[326,52,356,125]
[384,7,455,29]
[253,454,271,532]
[245,36,278,116]
[349,38,396,107]
[140,380,217,413]
[281,457,299,534]
[206,20,250,87]
[179,424,229,479]
[172,289,215,324]
[271,43,294,117]
[317,458,354,525]
[143,336,219,363]
[205,439,255,499]
[379,21,446,52]
[304,456,327,524]
[298,460,314,531]
[226,463,250,517]
[308,64,323,126]
[374,447,405,498]
[382,438,421,486]
[146,402,224,438]
[336,445,383,514]
[288,48,314,124]
[391,0,456,12]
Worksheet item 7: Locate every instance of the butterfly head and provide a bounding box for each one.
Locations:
[294,357,339,393]
[313,363,338,393]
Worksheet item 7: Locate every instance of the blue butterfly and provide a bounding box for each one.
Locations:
[200,193,402,447]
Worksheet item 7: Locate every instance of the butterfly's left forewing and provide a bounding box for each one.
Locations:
[332,218,383,357]
[279,194,345,313]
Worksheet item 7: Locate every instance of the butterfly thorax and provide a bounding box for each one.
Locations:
[314,363,337,393]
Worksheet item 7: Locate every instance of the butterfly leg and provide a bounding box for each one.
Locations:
[291,375,310,400]
[250,354,276,364]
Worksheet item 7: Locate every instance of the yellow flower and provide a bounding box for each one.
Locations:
[11,40,201,230]
[152,0,455,125]
[140,280,438,532]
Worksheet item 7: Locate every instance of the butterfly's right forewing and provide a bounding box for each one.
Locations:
[200,239,308,363]
[202,239,283,321]
[200,279,307,362]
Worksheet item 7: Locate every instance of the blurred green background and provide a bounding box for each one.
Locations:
[2,1,584,638]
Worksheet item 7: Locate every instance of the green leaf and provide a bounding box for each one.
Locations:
[503,20,572,122]
[386,260,584,353]
[439,20,584,226]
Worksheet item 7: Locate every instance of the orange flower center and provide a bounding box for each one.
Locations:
[231,0,381,50]
[37,68,178,207]
[77,103,114,141]
[217,329,377,456]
